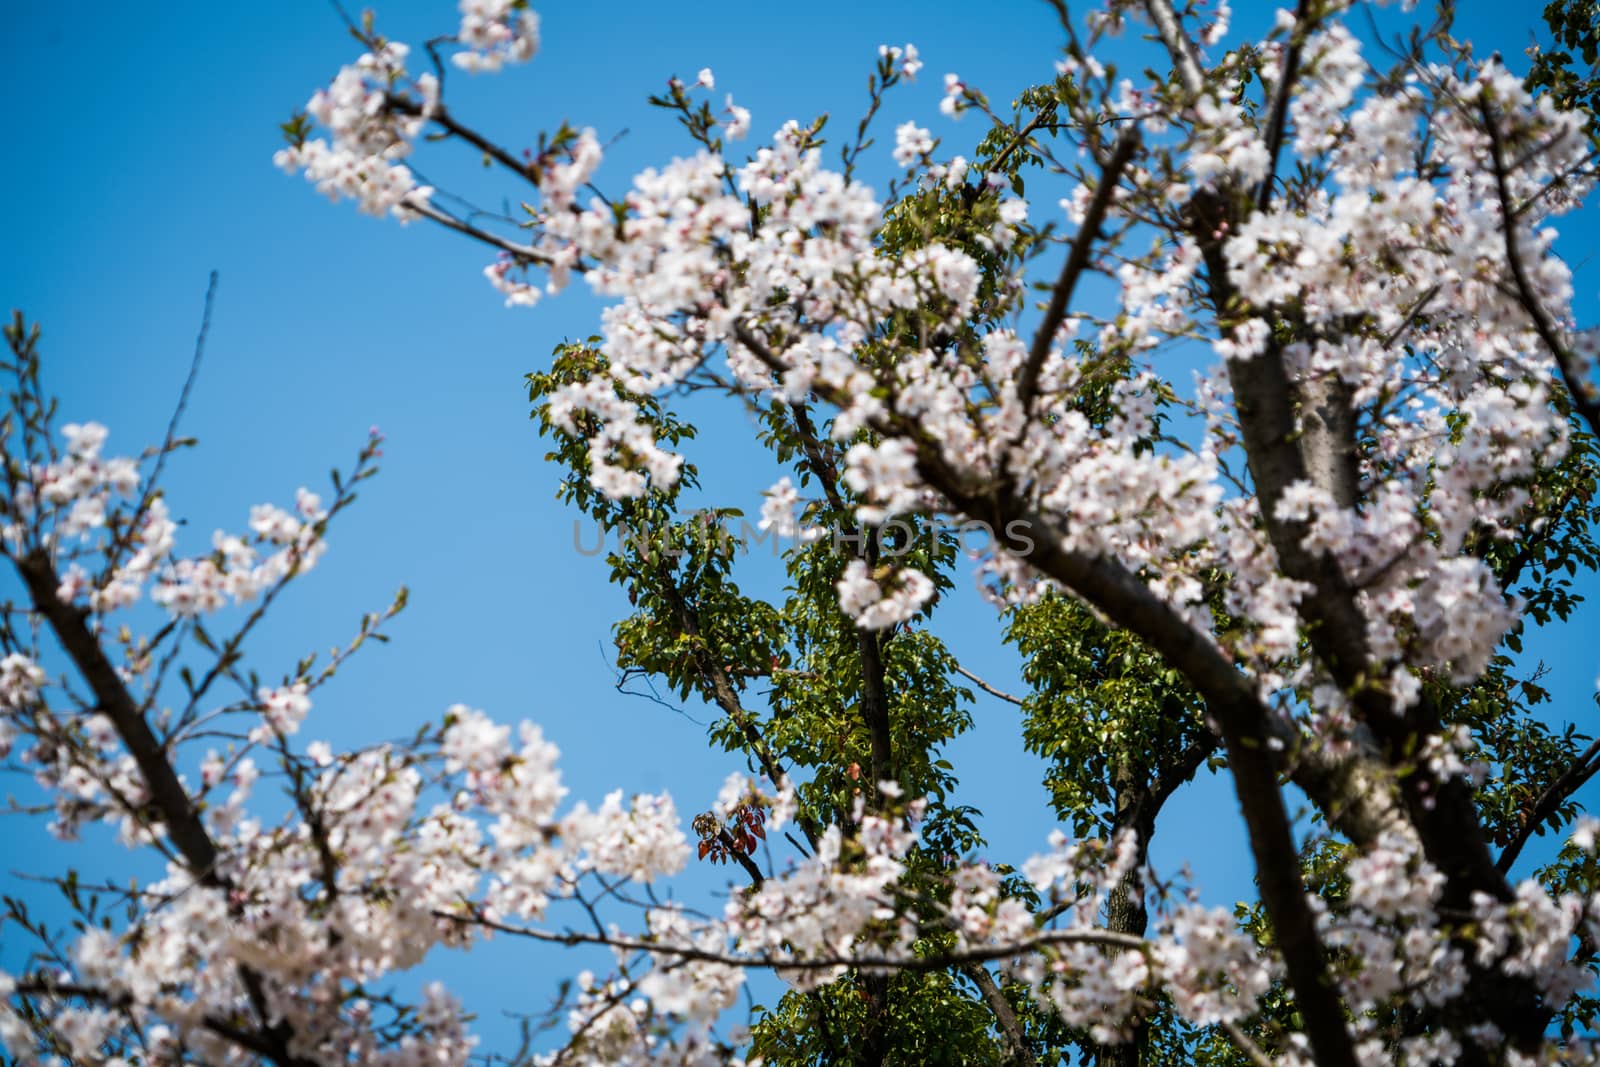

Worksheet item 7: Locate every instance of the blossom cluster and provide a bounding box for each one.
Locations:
[273,40,436,218]
[15,422,331,623]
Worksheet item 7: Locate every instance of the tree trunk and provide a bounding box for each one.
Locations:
[1095,772,1154,1067]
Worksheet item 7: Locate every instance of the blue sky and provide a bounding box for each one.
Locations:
[2,0,1598,1054]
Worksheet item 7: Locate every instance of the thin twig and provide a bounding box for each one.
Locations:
[401,196,550,263]
[954,664,1026,707]
[439,907,1148,972]
[1219,1019,1276,1067]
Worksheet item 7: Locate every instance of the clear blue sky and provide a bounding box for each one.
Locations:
[1,0,1596,1054]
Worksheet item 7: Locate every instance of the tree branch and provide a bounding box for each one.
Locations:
[785,402,894,811]
[650,570,817,846]
[1497,736,1600,874]
[1481,96,1600,441]
[13,550,314,1067]
[385,93,536,183]
[1187,170,1539,1044]
[954,663,1026,707]
[1255,0,1312,211]
[717,828,767,887]
[930,486,1361,1067]
[13,979,296,1062]
[989,103,1060,177]
[16,550,220,882]
[1016,127,1140,413]
[964,963,1037,1067]
[1141,0,1207,97]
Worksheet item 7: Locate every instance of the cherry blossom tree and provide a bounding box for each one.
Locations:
[6,0,1600,1065]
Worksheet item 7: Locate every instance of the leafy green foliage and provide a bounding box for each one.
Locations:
[530,342,1030,1062]
[1530,1,1600,143]
[750,970,998,1066]
[1010,594,1211,840]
